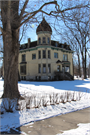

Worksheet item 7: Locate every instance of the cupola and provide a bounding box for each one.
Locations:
[36,18,52,45]
[36,17,52,34]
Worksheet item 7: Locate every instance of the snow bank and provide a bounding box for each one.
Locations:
[57,123,90,135]
[0,78,90,132]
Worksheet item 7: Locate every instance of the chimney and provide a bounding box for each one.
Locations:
[28,38,31,48]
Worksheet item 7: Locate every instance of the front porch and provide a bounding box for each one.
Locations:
[55,60,73,80]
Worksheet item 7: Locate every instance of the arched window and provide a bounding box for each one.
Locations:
[47,37,50,44]
[43,37,46,44]
[39,37,41,44]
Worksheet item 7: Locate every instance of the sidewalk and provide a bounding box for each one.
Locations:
[1,107,90,135]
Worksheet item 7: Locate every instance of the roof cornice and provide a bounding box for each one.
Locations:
[19,45,74,53]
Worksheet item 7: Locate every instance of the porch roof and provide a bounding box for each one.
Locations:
[56,60,62,64]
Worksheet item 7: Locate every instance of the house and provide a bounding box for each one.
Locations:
[18,18,74,81]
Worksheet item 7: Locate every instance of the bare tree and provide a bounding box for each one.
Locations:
[58,2,89,79]
[59,29,82,77]
[0,0,58,99]
[0,0,89,100]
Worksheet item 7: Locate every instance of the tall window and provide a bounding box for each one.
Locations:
[38,64,41,73]
[38,37,41,44]
[47,37,50,44]
[48,50,50,59]
[63,54,68,61]
[48,64,51,73]
[32,54,36,59]
[43,64,46,73]
[43,50,46,59]
[20,65,26,74]
[54,52,58,58]
[43,37,46,44]
[22,54,26,62]
[38,51,41,59]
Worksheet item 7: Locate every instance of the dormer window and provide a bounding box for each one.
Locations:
[66,46,68,50]
[62,45,63,48]
[43,37,46,44]
[39,37,41,44]
[47,37,50,44]
[23,44,26,49]
[55,42,58,47]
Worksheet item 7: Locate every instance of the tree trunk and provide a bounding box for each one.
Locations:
[82,48,87,79]
[1,1,20,99]
[77,54,81,77]
[3,30,20,99]
[82,55,85,79]
[18,71,21,81]
[84,47,87,79]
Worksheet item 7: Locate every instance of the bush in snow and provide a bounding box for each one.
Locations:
[0,91,83,113]
[0,98,18,114]
[16,91,82,111]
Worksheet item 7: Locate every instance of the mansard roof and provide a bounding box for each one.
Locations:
[20,40,72,52]
[36,18,52,34]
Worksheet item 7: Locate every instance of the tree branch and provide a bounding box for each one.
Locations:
[19,1,89,29]
[19,1,57,27]
[19,24,25,42]
[0,50,4,53]
[37,1,57,11]
[20,0,29,21]
[61,4,89,12]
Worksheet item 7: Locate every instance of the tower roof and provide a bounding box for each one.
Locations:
[36,18,52,34]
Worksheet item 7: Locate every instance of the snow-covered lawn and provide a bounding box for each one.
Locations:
[0,78,90,134]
